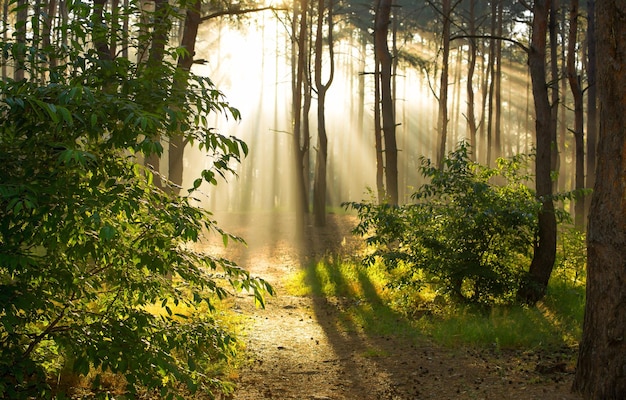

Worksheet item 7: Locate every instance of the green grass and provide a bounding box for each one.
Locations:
[286,257,585,350]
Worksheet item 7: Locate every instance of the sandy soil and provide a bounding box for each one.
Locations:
[205,213,581,400]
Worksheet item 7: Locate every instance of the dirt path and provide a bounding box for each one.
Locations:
[206,213,581,400]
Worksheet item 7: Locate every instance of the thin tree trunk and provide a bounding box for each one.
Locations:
[573,1,626,396]
[14,0,27,80]
[373,20,385,203]
[436,0,450,170]
[549,0,560,191]
[584,0,597,221]
[93,0,112,62]
[494,1,503,160]
[518,0,557,305]
[486,1,496,166]
[3,0,10,79]
[110,0,120,59]
[466,0,477,158]
[313,0,335,227]
[291,0,309,231]
[375,0,397,204]
[42,0,58,70]
[566,0,584,228]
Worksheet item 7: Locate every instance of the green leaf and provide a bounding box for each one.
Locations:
[99,224,117,240]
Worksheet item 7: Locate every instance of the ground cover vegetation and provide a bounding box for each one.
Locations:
[0,1,271,399]
[287,229,585,352]
[346,143,580,307]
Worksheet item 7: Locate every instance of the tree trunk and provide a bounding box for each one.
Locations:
[167,0,202,193]
[375,0,397,204]
[291,0,309,231]
[549,0,560,191]
[466,0,477,158]
[42,0,58,70]
[584,0,597,221]
[572,1,626,396]
[373,29,385,203]
[486,1,496,166]
[436,0,450,170]
[14,0,27,80]
[494,1,503,160]
[517,0,557,305]
[566,0,585,228]
[313,0,335,227]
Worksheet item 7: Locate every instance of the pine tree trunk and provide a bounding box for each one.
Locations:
[466,0,477,158]
[313,0,334,227]
[573,1,626,396]
[291,0,309,232]
[566,0,585,228]
[584,0,597,221]
[375,0,397,204]
[436,0,450,170]
[517,0,557,305]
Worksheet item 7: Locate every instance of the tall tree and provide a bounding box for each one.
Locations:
[313,0,335,226]
[573,0,626,396]
[494,1,503,160]
[566,0,585,228]
[14,0,27,80]
[584,0,597,219]
[435,0,451,170]
[465,0,478,157]
[548,0,560,189]
[169,0,201,193]
[517,0,558,305]
[375,0,398,204]
[373,22,385,202]
[291,0,310,231]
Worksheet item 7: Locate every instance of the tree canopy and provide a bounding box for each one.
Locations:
[0,1,271,398]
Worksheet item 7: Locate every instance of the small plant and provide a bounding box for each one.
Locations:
[346,143,539,306]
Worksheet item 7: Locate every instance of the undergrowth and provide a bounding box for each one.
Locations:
[286,256,584,350]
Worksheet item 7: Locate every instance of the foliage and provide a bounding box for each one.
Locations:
[554,226,587,285]
[0,2,271,399]
[287,257,584,350]
[346,143,539,306]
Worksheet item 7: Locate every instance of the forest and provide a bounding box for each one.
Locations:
[0,0,625,399]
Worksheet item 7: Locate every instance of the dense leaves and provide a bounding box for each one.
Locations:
[347,143,539,306]
[0,1,271,399]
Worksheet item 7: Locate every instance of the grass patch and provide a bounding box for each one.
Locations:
[286,257,584,350]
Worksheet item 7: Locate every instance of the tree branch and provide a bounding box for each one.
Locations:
[450,34,529,54]
[200,6,288,22]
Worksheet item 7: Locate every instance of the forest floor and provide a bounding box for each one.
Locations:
[205,212,581,400]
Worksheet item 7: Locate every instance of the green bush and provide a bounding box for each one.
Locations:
[347,143,539,306]
[0,3,271,399]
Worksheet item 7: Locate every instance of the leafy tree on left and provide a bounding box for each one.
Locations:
[0,1,272,398]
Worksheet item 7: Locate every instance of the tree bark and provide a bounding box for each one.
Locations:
[373,25,385,203]
[313,0,335,227]
[375,0,397,204]
[548,0,560,191]
[14,0,27,80]
[436,0,451,170]
[566,0,585,228]
[466,0,477,158]
[494,1,503,160]
[167,0,202,193]
[291,0,310,232]
[584,0,597,220]
[573,1,626,396]
[517,0,557,305]
[486,1,496,166]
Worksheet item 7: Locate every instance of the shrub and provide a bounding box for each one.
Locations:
[347,143,539,306]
